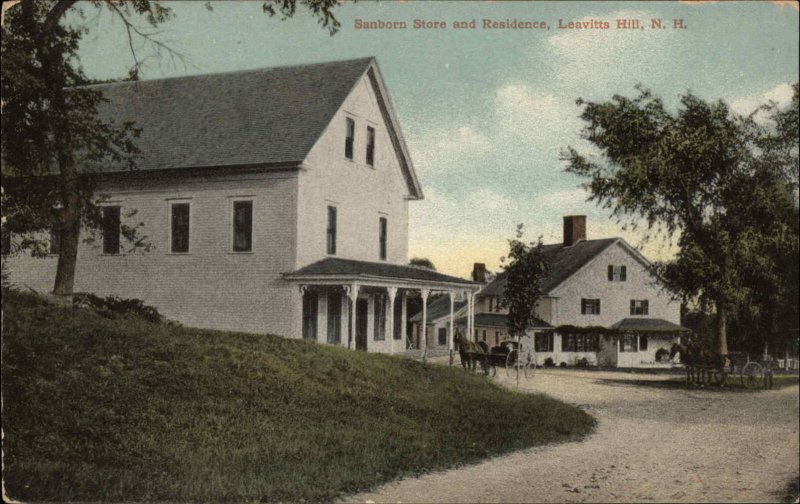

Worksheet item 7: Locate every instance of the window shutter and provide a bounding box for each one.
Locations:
[630,300,635,315]
[643,300,649,315]
[608,265,614,281]
[621,266,627,281]
[596,299,600,314]
[581,299,586,315]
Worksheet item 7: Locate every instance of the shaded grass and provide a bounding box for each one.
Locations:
[2,289,595,502]
[597,374,799,392]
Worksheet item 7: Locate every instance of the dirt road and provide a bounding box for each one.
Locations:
[349,368,799,503]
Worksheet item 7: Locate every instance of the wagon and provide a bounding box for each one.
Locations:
[465,340,535,380]
[728,352,774,389]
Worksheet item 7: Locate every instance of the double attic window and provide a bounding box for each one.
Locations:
[344,117,377,167]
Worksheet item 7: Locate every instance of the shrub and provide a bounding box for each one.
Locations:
[655,347,670,362]
[544,357,555,367]
[574,357,589,367]
[559,361,567,368]
[73,293,165,324]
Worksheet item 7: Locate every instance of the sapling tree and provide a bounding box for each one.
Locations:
[500,224,549,342]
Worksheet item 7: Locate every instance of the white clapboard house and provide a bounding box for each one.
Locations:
[2,57,481,353]
[411,216,688,368]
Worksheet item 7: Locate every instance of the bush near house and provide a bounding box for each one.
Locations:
[1,289,595,502]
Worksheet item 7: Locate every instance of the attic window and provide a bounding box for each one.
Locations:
[345,118,355,160]
[366,126,375,166]
[608,265,627,281]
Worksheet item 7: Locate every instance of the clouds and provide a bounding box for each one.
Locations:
[730,82,795,118]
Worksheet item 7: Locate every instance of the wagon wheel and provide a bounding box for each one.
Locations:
[523,351,535,380]
[506,349,521,379]
[740,362,763,389]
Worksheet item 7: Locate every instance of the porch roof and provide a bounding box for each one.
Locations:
[609,318,690,333]
[456,313,552,330]
[284,258,481,289]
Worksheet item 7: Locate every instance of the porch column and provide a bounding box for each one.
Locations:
[467,291,474,342]
[387,287,397,355]
[401,291,407,350]
[449,290,456,366]
[344,283,359,350]
[420,288,430,362]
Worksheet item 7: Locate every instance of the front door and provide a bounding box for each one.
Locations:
[356,298,369,351]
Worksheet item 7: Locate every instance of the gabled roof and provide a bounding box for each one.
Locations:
[284,257,479,286]
[409,295,467,323]
[481,238,618,296]
[86,58,422,198]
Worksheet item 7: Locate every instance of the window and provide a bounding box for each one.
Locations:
[170,202,190,253]
[438,327,447,346]
[495,331,500,345]
[581,298,601,315]
[326,206,337,255]
[373,295,386,341]
[620,334,637,352]
[379,217,387,260]
[366,126,375,166]
[232,201,253,252]
[535,332,554,352]
[393,294,403,340]
[630,299,649,315]
[639,335,648,351]
[1,229,11,256]
[327,293,341,344]
[562,333,599,352]
[482,330,487,342]
[302,291,318,340]
[345,118,355,160]
[49,228,61,255]
[102,206,121,254]
[608,265,627,281]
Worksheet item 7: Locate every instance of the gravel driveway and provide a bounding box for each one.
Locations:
[348,366,799,503]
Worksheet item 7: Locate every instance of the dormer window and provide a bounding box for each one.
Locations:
[345,118,355,160]
[366,126,375,166]
[608,265,627,281]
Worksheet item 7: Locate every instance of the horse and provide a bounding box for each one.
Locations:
[454,331,481,372]
[670,343,727,385]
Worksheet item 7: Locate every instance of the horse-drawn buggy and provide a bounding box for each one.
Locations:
[455,334,535,379]
[671,344,775,388]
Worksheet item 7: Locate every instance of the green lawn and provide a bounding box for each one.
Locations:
[2,289,595,502]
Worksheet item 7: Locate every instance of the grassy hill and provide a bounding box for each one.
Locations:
[2,289,595,502]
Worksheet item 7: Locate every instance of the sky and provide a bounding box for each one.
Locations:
[70,0,799,277]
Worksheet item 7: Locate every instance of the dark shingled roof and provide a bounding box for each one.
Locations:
[409,296,468,323]
[610,318,689,333]
[285,257,478,285]
[456,313,552,329]
[481,238,618,296]
[88,58,375,172]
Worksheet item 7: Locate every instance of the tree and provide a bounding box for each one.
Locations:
[500,224,549,339]
[563,85,799,358]
[409,257,436,271]
[1,0,341,296]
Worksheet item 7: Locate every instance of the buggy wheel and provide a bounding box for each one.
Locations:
[506,349,521,379]
[740,362,763,389]
[523,352,535,380]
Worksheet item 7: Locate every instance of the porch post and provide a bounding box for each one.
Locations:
[468,291,475,342]
[344,283,359,350]
[449,290,455,366]
[387,287,397,355]
[401,291,407,350]
[420,288,430,362]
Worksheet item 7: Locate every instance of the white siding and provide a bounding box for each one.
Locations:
[296,74,410,268]
[550,241,680,327]
[4,171,302,336]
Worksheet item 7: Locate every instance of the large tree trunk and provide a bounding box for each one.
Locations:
[52,181,82,296]
[716,300,729,365]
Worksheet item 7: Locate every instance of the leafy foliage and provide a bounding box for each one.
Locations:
[564,85,799,355]
[72,292,166,324]
[409,257,437,271]
[500,224,549,338]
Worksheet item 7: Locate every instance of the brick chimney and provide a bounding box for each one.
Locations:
[472,263,487,283]
[563,215,586,246]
